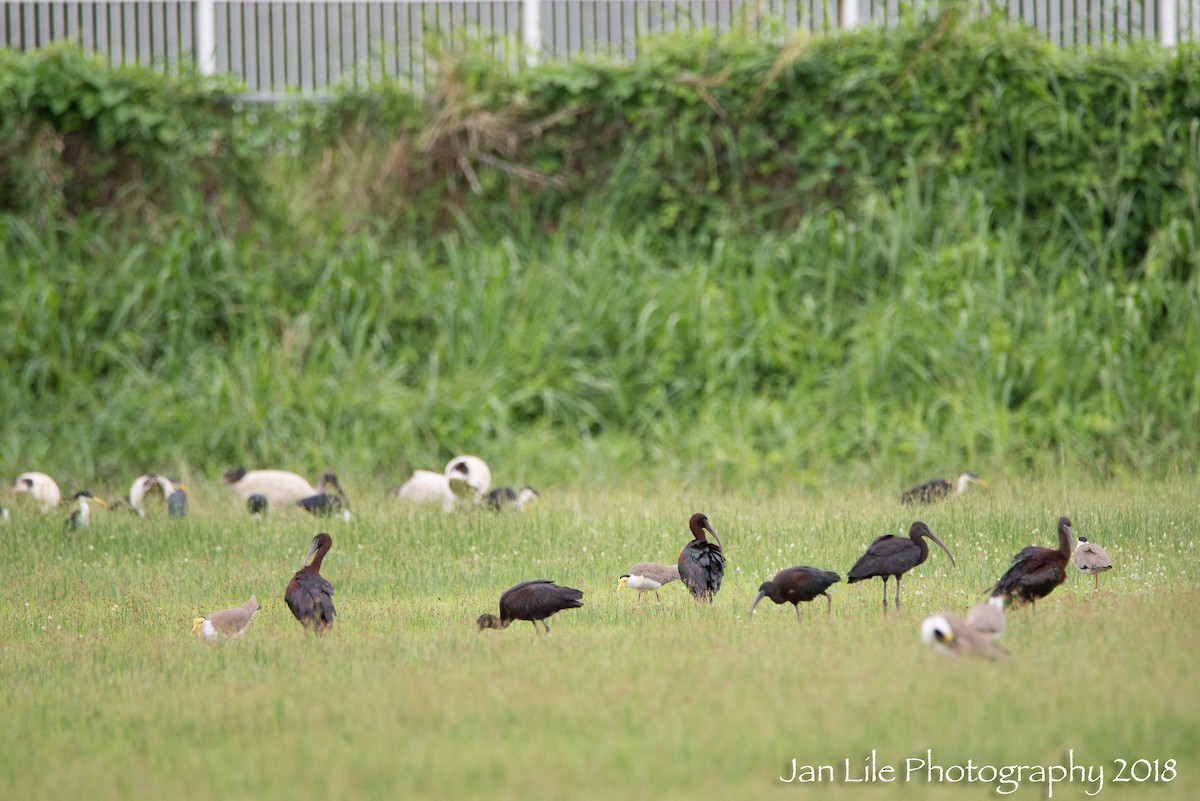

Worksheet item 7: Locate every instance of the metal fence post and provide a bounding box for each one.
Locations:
[196,0,217,75]
[1159,0,1177,47]
[841,0,859,29]
[522,0,541,66]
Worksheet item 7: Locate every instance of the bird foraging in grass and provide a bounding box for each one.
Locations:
[477,580,583,635]
[224,468,347,509]
[618,563,681,604]
[901,472,988,504]
[64,491,108,531]
[748,566,842,621]
[920,612,1008,660]
[193,596,261,642]
[285,533,336,633]
[13,472,62,513]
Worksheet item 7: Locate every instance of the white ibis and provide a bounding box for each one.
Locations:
[64,491,108,531]
[920,612,1008,660]
[617,563,681,604]
[476,580,583,634]
[285,533,336,633]
[749,566,842,620]
[484,486,540,511]
[1073,536,1113,590]
[678,513,725,602]
[192,596,261,642]
[901,472,988,504]
[392,455,492,511]
[847,521,956,613]
[965,595,1006,638]
[13,472,62,512]
[989,516,1074,608]
[224,468,347,508]
[128,474,190,517]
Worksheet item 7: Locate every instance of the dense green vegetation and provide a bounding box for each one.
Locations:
[3,11,1199,488]
[1,482,1197,800]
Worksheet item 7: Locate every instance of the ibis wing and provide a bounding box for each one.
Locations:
[501,581,583,620]
[848,536,917,580]
[678,541,726,598]
[286,573,336,627]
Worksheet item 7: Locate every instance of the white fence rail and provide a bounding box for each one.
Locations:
[1,0,1196,95]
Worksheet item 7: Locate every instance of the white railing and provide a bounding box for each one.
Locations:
[0,1,1194,96]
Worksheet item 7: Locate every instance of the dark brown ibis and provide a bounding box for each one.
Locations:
[285,532,336,633]
[476,580,584,634]
[989,516,1074,608]
[847,521,956,613]
[677,513,725,602]
[1073,536,1113,591]
[901,472,987,504]
[748,566,842,621]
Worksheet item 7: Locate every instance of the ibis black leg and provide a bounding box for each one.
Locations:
[824,593,832,616]
[542,620,551,634]
[881,577,889,613]
[794,604,802,624]
[895,575,902,610]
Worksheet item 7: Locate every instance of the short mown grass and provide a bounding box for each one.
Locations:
[2,476,1197,800]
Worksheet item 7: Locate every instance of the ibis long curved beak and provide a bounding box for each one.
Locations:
[704,522,723,550]
[302,538,320,568]
[748,590,766,619]
[927,530,956,567]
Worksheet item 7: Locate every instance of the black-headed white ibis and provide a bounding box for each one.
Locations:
[224,468,347,508]
[484,486,540,511]
[847,521,956,613]
[285,533,336,633]
[477,580,583,634]
[678,513,725,603]
[129,475,190,517]
[13,472,61,512]
[965,595,1006,638]
[193,596,261,642]
[618,562,681,604]
[64,491,108,531]
[1073,536,1113,591]
[901,472,987,504]
[392,456,492,511]
[445,455,491,501]
[989,516,1074,608]
[749,566,842,620]
[920,612,1007,660]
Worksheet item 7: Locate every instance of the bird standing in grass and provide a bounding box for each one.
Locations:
[13,472,62,513]
[920,612,1008,660]
[1073,536,1113,591]
[847,521,956,613]
[678,513,725,603]
[193,596,261,642]
[285,533,336,633]
[64,491,108,531]
[748,566,841,621]
[901,472,988,504]
[989,516,1074,608]
[618,563,680,605]
[224,468,347,509]
[477,580,584,635]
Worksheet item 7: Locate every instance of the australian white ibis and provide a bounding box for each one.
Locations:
[989,516,1074,608]
[847,521,956,613]
[13,472,62,512]
[749,566,842,620]
[128,474,189,517]
[64,491,108,531]
[224,468,347,508]
[618,563,680,604]
[920,612,1008,660]
[678,513,725,602]
[392,456,492,511]
[901,472,988,504]
[285,533,336,633]
[1073,536,1113,590]
[445,455,491,501]
[476,580,583,634]
[192,596,261,642]
[484,486,540,511]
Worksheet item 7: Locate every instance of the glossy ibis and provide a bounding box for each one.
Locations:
[224,468,347,508]
[678,513,725,603]
[965,596,1006,638]
[920,612,1007,660]
[247,494,269,519]
[64,491,108,531]
[618,563,680,604]
[901,472,988,504]
[847,521,956,613]
[476,580,584,634]
[13,472,61,512]
[1073,536,1113,591]
[484,486,541,512]
[285,533,336,633]
[989,516,1074,608]
[193,596,261,642]
[749,566,842,621]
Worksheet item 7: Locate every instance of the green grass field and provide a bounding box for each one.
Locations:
[2,476,1197,800]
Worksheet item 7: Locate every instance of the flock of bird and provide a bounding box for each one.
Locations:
[7,466,1113,654]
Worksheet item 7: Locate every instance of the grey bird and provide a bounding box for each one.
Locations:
[921,612,1008,660]
[1073,536,1114,590]
[618,563,681,604]
[192,596,262,642]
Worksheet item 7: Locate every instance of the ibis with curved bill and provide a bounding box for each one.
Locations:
[847,521,955,613]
